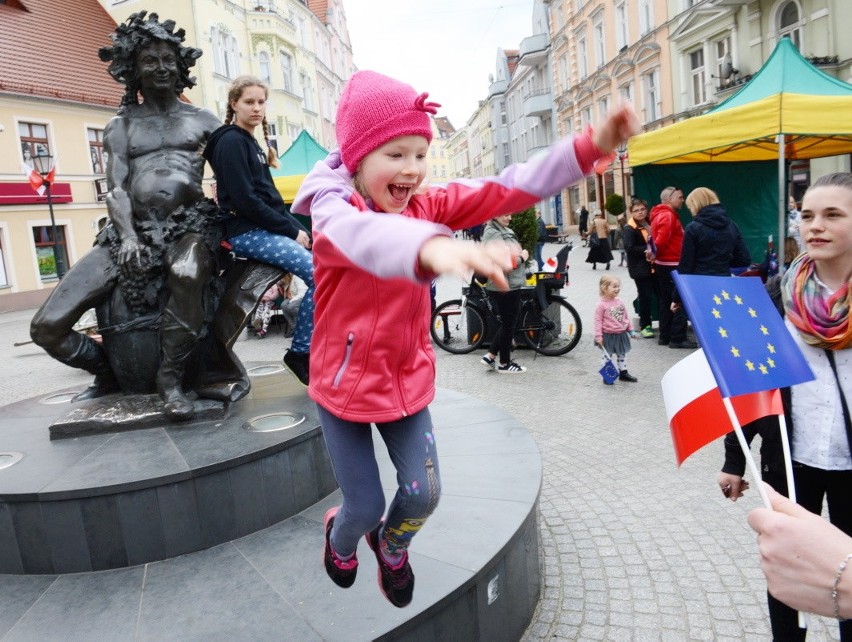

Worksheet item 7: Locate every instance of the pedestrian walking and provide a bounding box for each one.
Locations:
[481,213,529,374]
[291,69,639,608]
[586,210,613,269]
[593,274,638,384]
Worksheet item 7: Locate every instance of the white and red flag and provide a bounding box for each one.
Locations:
[21,161,55,196]
[661,348,782,466]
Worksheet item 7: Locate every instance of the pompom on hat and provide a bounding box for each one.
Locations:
[336,70,441,173]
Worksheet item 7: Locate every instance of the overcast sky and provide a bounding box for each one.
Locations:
[344,1,536,129]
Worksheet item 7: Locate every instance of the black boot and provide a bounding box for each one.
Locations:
[50,333,120,401]
[157,315,199,421]
[619,370,638,382]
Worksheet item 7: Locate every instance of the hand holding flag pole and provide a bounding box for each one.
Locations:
[665,272,815,628]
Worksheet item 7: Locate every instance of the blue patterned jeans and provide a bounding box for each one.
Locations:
[229,228,314,353]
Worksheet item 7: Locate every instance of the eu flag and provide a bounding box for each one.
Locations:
[672,273,814,398]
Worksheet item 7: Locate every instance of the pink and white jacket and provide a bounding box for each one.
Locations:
[594,297,633,341]
[292,135,604,422]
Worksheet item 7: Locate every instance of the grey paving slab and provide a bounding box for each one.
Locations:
[2,567,142,641]
[0,574,56,638]
[138,542,321,641]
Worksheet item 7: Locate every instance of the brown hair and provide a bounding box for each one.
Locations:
[225,75,279,168]
[685,187,720,215]
[808,172,852,192]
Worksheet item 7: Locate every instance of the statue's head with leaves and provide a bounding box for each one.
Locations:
[99,11,201,110]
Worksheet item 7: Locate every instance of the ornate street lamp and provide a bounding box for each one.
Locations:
[31,150,67,279]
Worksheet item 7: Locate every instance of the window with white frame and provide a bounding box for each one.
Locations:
[301,72,314,111]
[578,33,589,79]
[279,51,293,92]
[581,106,592,128]
[211,27,240,78]
[19,122,50,164]
[32,225,68,282]
[258,51,271,83]
[715,37,731,82]
[615,1,629,51]
[598,96,610,121]
[88,128,106,174]
[778,1,802,49]
[593,15,606,68]
[643,69,661,122]
[619,81,633,104]
[0,232,8,287]
[288,123,301,141]
[559,54,568,91]
[638,0,654,35]
[690,48,707,105]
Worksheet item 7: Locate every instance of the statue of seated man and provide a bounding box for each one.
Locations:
[30,12,274,421]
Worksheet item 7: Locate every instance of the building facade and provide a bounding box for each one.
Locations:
[0,0,122,310]
[98,0,354,152]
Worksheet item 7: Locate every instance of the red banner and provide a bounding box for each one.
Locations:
[0,182,73,205]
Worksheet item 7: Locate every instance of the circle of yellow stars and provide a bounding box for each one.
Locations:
[710,289,777,375]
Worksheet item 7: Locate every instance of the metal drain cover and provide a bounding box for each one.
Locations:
[40,392,77,405]
[246,364,286,376]
[244,412,306,433]
[0,451,24,471]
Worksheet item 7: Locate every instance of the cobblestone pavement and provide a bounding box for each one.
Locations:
[0,240,839,641]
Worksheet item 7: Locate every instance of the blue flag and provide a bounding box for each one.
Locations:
[672,273,814,398]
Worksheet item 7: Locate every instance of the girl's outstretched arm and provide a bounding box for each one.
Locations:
[418,237,515,291]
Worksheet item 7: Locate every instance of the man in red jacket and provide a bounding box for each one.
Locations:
[649,186,696,349]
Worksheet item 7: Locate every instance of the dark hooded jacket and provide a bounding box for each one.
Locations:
[678,203,751,277]
[203,124,308,240]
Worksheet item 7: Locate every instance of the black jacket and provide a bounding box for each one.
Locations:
[622,219,653,279]
[203,124,308,240]
[678,203,751,277]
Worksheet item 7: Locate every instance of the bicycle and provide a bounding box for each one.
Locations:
[430,243,582,356]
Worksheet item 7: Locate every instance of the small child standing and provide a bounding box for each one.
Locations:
[293,69,638,608]
[594,274,638,383]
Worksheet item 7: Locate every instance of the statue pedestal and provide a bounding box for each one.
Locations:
[0,374,542,640]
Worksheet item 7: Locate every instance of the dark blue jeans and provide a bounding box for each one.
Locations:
[318,405,442,557]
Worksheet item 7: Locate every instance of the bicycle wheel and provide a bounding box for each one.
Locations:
[430,299,487,354]
[519,297,582,356]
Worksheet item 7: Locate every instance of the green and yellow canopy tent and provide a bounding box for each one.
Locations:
[627,38,852,260]
[271,130,328,230]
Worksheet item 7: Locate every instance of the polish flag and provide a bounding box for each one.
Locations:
[21,162,55,196]
[661,348,783,466]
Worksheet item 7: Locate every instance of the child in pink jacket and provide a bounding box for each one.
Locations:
[594,274,638,383]
[292,69,639,607]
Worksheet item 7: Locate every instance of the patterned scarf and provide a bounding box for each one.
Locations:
[782,253,852,350]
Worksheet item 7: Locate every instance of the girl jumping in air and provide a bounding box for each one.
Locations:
[292,70,638,607]
[594,274,638,384]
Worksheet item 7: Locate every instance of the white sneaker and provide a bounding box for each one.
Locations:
[497,361,526,373]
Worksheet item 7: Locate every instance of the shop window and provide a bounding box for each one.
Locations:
[32,225,68,281]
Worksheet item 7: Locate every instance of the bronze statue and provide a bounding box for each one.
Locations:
[30,12,278,422]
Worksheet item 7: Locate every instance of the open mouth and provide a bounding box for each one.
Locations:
[388,184,413,202]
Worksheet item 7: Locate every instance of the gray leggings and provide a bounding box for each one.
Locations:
[317,405,442,558]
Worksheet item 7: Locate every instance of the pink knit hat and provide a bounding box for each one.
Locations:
[336,70,440,172]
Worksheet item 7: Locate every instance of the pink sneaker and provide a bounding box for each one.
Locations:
[323,507,358,588]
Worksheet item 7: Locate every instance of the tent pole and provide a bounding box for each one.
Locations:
[778,134,786,275]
